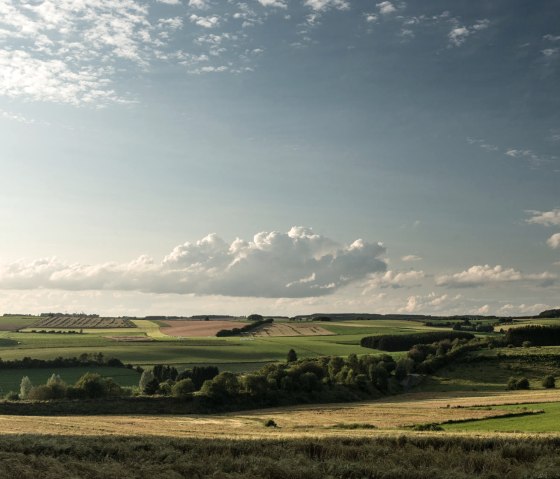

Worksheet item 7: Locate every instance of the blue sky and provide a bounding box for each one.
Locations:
[0,0,559,316]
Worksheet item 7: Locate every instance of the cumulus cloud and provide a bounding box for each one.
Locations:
[0,227,386,298]
[436,265,556,288]
[548,233,560,249]
[526,209,560,226]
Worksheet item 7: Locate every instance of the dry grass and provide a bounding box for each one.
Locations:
[3,389,559,439]
[252,322,334,337]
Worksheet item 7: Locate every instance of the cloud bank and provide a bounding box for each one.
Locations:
[0,227,386,298]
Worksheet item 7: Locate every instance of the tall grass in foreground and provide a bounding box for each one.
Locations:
[2,434,560,478]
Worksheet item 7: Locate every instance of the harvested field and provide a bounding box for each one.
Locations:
[2,390,558,439]
[253,322,334,337]
[160,320,244,337]
[31,316,136,329]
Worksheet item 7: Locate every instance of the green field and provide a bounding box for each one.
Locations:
[444,402,560,432]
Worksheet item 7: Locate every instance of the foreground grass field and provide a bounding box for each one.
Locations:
[4,433,560,479]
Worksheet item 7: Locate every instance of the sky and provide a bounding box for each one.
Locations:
[0,0,559,317]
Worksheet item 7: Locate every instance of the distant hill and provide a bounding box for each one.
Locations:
[538,309,560,318]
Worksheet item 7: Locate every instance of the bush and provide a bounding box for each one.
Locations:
[508,377,530,390]
[264,419,277,428]
[172,378,195,398]
[542,375,556,389]
[74,373,108,398]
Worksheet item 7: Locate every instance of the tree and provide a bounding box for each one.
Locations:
[75,373,107,398]
[287,349,298,363]
[247,314,264,321]
[139,369,155,392]
[19,376,33,400]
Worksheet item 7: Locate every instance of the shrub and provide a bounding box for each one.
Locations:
[542,375,556,389]
[264,419,277,428]
[4,391,19,400]
[508,377,530,390]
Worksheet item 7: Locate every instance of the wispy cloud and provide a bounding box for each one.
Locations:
[401,255,422,262]
[468,138,554,169]
[0,227,387,298]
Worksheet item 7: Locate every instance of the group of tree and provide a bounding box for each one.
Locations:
[0,353,126,370]
[360,331,475,352]
[504,326,560,347]
[138,365,220,397]
[16,373,125,400]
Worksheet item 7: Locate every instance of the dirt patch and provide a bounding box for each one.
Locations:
[160,320,244,337]
[253,322,335,337]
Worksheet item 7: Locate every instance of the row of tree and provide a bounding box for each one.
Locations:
[360,331,475,352]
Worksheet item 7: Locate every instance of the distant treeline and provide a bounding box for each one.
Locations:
[0,353,126,370]
[216,318,273,337]
[538,309,560,318]
[505,326,560,346]
[360,331,475,352]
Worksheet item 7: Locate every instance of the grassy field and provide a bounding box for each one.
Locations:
[444,401,560,433]
[3,433,560,479]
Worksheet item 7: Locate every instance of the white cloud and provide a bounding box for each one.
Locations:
[189,14,221,28]
[258,0,287,8]
[0,0,183,105]
[497,303,555,316]
[376,2,396,15]
[157,0,181,4]
[544,34,560,42]
[448,19,489,47]
[398,292,460,313]
[526,209,560,226]
[448,26,469,46]
[542,48,559,57]
[0,227,387,298]
[188,0,209,8]
[547,233,560,249]
[401,254,422,262]
[364,13,378,23]
[304,0,350,12]
[436,265,557,288]
[364,270,425,291]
